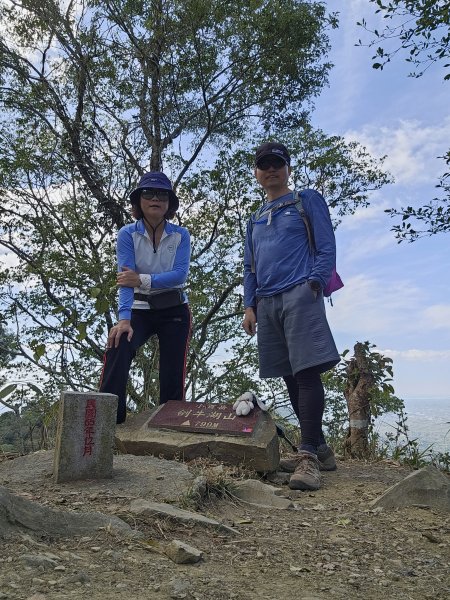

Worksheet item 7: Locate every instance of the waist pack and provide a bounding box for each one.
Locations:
[136,289,184,310]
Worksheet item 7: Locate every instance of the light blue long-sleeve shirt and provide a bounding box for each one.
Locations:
[116,219,190,320]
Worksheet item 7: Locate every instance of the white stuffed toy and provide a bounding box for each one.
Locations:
[232,391,271,416]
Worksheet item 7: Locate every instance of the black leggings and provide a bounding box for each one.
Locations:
[283,366,326,451]
[99,304,191,423]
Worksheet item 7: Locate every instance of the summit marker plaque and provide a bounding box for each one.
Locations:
[147,400,260,436]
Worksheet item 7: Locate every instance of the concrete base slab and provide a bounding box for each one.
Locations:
[115,408,280,472]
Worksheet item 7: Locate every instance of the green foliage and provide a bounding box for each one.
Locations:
[0,320,17,367]
[358,0,450,79]
[385,151,450,241]
[341,341,400,411]
[0,380,51,453]
[358,1,450,241]
[321,342,404,452]
[0,1,391,415]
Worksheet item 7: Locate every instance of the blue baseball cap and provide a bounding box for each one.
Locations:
[129,172,179,211]
[255,142,290,166]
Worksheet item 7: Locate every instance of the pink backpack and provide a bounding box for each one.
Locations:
[293,191,343,298]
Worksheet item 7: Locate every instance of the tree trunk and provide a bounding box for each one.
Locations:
[343,342,375,458]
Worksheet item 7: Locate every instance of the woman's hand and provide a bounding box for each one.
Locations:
[107,320,133,348]
[117,266,141,288]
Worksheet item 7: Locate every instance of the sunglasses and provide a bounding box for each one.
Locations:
[256,156,287,170]
[141,189,170,201]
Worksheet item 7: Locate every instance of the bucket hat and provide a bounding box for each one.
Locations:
[129,172,179,212]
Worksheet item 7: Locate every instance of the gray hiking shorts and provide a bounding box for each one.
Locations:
[256,282,340,378]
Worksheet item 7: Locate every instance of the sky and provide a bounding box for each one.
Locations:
[313,0,450,400]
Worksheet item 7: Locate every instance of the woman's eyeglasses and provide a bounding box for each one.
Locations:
[141,189,170,201]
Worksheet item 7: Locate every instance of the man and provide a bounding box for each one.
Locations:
[242,142,340,491]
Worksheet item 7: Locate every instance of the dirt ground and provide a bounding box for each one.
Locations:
[0,452,449,600]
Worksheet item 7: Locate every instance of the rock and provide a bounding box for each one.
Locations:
[232,480,294,509]
[115,407,279,472]
[62,571,90,584]
[0,486,140,539]
[370,465,450,512]
[189,476,208,500]
[164,540,202,564]
[266,471,290,486]
[166,576,193,598]
[0,451,195,505]
[128,499,239,534]
[19,554,59,568]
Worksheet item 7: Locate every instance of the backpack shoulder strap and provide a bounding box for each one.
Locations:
[294,191,316,254]
[248,200,297,272]
[248,211,257,273]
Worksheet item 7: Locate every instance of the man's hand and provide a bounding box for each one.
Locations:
[107,320,133,348]
[117,266,141,288]
[242,307,257,336]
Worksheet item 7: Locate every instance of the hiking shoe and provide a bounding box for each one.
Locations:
[288,450,321,491]
[316,444,337,471]
[279,444,337,472]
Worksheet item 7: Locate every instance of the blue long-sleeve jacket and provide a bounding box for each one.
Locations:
[116,219,190,320]
[244,189,336,308]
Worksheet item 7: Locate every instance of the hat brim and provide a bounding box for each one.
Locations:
[255,153,289,166]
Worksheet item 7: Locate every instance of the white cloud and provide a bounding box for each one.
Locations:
[338,226,395,259]
[327,273,423,336]
[0,251,20,269]
[423,305,450,331]
[345,118,450,187]
[381,348,450,362]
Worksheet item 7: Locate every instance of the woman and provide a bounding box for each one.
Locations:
[99,172,191,424]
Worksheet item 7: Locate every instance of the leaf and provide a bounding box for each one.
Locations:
[77,322,87,341]
[94,298,110,314]
[51,305,66,314]
[26,383,43,395]
[90,287,101,298]
[33,344,46,361]
[336,517,352,527]
[0,384,17,399]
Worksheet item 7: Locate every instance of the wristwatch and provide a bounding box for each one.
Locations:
[308,280,322,292]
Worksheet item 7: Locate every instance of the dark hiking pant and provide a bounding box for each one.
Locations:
[99,304,191,423]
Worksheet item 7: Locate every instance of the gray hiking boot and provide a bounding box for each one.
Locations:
[288,450,321,491]
[316,444,337,471]
[279,444,337,472]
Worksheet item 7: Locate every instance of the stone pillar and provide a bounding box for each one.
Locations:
[53,391,118,483]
